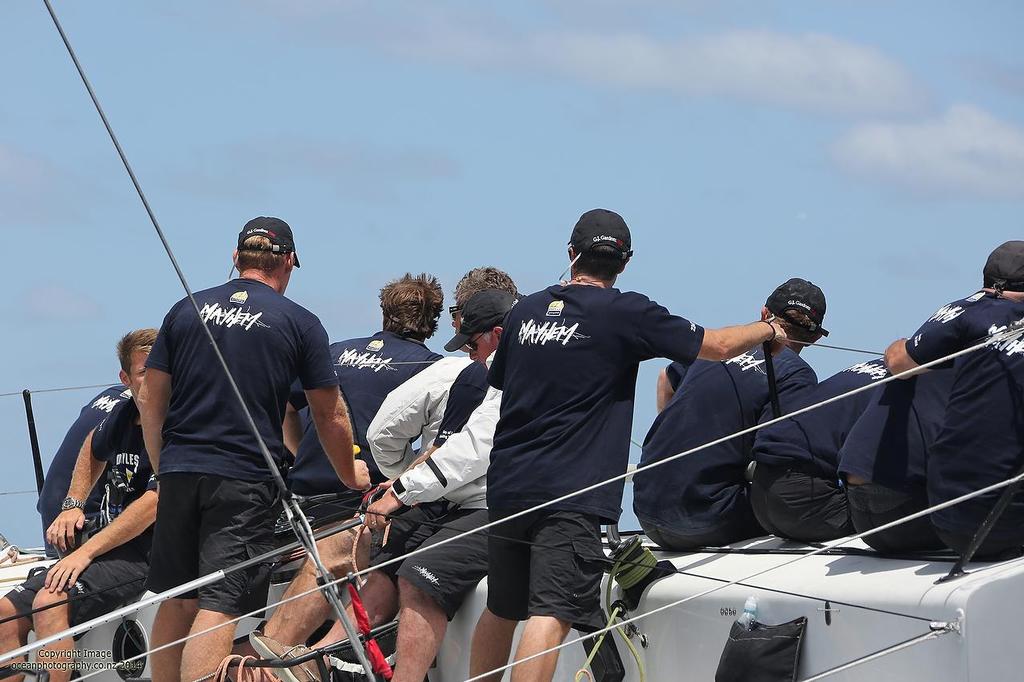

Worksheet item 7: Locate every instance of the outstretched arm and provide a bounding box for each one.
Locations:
[698,320,785,361]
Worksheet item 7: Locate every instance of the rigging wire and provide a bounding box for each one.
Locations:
[797,626,953,682]
[37,0,377,677]
[0,383,114,399]
[7,320,1021,672]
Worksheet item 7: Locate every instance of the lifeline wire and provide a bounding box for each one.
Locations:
[38,1,376,677]
[0,383,113,399]
[12,319,1021,673]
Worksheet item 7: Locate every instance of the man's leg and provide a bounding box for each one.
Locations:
[308,571,399,649]
[30,590,73,682]
[150,598,198,682]
[510,616,571,682]
[390,578,447,682]
[265,526,370,645]
[180,609,238,682]
[0,597,31,682]
[469,608,517,682]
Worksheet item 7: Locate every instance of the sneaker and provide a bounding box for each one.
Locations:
[248,630,320,682]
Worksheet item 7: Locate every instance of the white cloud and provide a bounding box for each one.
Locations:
[832,105,1024,198]
[523,30,925,116]
[239,4,925,117]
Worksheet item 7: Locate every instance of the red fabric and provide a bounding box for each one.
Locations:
[348,583,394,680]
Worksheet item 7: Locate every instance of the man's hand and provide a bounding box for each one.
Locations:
[47,509,85,553]
[346,459,372,491]
[44,548,94,593]
[366,486,403,532]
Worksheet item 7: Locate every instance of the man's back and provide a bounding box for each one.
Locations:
[38,385,129,540]
[146,278,337,481]
[487,284,704,523]
[288,331,442,494]
[634,348,816,530]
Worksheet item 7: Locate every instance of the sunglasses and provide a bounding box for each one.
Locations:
[464,332,484,352]
[449,305,462,320]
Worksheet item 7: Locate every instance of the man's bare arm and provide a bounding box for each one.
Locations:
[137,368,171,475]
[78,490,157,559]
[698,320,784,361]
[884,338,924,378]
[46,429,107,552]
[655,369,674,413]
[305,385,370,490]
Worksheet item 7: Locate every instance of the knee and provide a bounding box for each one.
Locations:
[31,589,65,611]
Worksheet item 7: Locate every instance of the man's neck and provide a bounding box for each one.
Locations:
[986,288,1024,303]
[568,272,614,289]
[238,269,286,294]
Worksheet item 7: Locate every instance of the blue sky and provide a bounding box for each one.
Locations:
[2,0,1022,545]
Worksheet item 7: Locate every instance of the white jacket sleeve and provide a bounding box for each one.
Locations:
[394,386,499,507]
[367,357,473,479]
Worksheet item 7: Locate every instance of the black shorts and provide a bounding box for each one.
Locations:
[393,508,489,620]
[370,501,452,582]
[146,473,281,616]
[486,509,607,627]
[750,464,853,542]
[5,543,148,625]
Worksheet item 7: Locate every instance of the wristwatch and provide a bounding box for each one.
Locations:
[61,496,86,511]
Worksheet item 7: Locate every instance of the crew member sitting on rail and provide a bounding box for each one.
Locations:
[37,382,131,557]
[469,209,788,682]
[251,290,516,682]
[750,358,888,543]
[250,273,445,654]
[0,330,158,682]
[836,368,953,552]
[635,278,822,550]
[138,218,369,682]
[885,241,1024,559]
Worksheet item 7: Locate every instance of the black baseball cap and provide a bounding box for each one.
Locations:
[766,278,829,337]
[444,289,517,352]
[237,216,300,267]
[984,241,1024,292]
[568,209,633,260]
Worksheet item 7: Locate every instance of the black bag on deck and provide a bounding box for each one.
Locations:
[714,617,807,682]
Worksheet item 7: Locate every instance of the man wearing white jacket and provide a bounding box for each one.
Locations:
[359,289,514,682]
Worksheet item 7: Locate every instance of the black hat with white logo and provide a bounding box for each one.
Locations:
[569,209,633,260]
[766,278,829,337]
[444,289,517,352]
[238,216,300,267]
[984,241,1024,292]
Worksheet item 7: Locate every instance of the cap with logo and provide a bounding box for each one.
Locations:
[568,209,633,260]
[445,289,518,352]
[984,241,1024,293]
[237,216,300,268]
[766,278,829,337]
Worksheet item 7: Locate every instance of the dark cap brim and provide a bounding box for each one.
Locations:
[444,333,471,353]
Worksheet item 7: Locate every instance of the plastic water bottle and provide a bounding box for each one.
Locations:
[736,596,758,630]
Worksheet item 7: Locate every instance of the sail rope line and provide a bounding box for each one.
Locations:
[37,0,379,677]
[22,320,1020,679]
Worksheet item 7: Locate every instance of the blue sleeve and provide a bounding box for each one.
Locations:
[146,305,179,373]
[287,380,308,411]
[145,474,158,492]
[433,363,488,446]
[633,295,706,364]
[905,302,969,365]
[89,400,135,463]
[665,361,691,391]
[297,320,340,390]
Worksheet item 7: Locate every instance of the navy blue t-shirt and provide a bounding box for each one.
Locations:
[487,284,705,522]
[433,361,488,447]
[634,348,817,531]
[147,278,338,481]
[754,359,889,480]
[38,385,129,545]
[91,398,157,554]
[287,332,442,495]
[903,291,1024,537]
[837,368,953,491]
[664,360,693,392]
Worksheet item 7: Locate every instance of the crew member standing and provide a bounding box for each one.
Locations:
[469,209,787,682]
[138,217,370,682]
